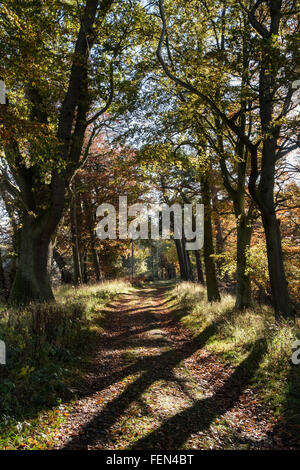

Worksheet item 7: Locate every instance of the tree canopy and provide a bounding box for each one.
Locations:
[0,0,299,319]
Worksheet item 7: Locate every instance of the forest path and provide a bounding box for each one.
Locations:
[55,283,277,450]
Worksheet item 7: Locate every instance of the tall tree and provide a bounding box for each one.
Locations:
[0,0,123,304]
[155,0,299,318]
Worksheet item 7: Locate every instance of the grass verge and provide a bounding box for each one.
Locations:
[166,282,300,445]
[0,280,133,450]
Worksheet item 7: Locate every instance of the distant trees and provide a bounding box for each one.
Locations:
[0,0,133,304]
[155,0,299,318]
[0,0,298,320]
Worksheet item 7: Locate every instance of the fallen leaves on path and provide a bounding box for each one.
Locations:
[54,285,291,450]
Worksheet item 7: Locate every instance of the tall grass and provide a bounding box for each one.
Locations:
[168,282,300,428]
[0,280,132,418]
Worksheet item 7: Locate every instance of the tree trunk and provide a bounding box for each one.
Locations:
[53,248,72,283]
[174,238,188,280]
[70,188,82,285]
[3,0,111,306]
[255,2,292,319]
[211,186,228,278]
[261,208,292,320]
[131,240,134,280]
[0,248,7,301]
[90,230,101,282]
[201,174,220,302]
[81,249,88,284]
[203,219,220,302]
[9,217,54,305]
[249,141,292,318]
[248,135,292,318]
[182,238,194,281]
[235,214,252,309]
[252,72,293,319]
[254,61,293,318]
[195,250,205,285]
[83,196,101,282]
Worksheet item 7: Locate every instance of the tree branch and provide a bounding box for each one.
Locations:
[156,0,258,154]
[87,61,114,125]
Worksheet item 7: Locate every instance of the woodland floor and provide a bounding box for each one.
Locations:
[49,283,293,450]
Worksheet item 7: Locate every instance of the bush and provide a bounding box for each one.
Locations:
[168,282,300,426]
[0,300,88,415]
[0,280,132,417]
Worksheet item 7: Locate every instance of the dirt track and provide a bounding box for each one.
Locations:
[55,284,283,450]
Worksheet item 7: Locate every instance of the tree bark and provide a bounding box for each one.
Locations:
[201,173,220,302]
[259,161,292,319]
[195,250,205,285]
[0,248,7,301]
[70,190,82,285]
[235,214,252,309]
[53,248,72,284]
[182,238,194,282]
[247,2,293,319]
[216,63,254,309]
[156,0,293,318]
[4,0,113,305]
[211,186,227,278]
[81,249,88,284]
[9,217,54,304]
[83,196,101,282]
[90,229,101,282]
[174,238,188,280]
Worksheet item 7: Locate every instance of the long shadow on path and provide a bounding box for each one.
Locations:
[61,287,267,450]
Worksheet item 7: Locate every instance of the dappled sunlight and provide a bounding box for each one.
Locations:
[0,0,298,453]
[48,283,288,451]
[2,281,298,450]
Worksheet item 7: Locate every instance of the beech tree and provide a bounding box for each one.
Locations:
[155,0,299,319]
[0,0,134,304]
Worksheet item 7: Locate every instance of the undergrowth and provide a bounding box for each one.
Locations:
[0,280,132,449]
[167,282,300,442]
